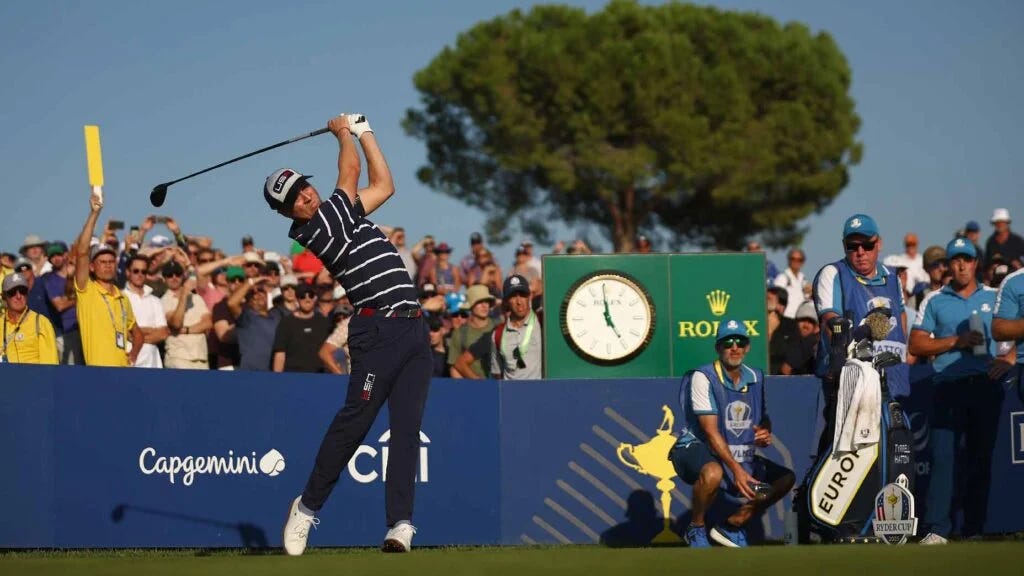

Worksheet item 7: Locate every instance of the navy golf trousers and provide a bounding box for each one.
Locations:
[301,313,431,527]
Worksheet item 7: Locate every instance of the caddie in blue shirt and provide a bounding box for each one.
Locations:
[992,268,1024,367]
[669,319,795,548]
[909,237,1015,544]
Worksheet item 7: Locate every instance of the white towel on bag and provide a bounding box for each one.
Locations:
[832,358,882,455]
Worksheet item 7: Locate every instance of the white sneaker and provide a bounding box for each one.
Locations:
[282,496,319,556]
[382,522,417,553]
[919,533,949,545]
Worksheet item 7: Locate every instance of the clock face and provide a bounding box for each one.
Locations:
[560,272,655,364]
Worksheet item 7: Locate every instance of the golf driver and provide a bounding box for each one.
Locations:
[149,125,337,207]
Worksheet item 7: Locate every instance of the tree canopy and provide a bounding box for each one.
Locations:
[404,0,862,251]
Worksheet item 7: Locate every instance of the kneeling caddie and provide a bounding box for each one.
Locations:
[670,319,795,548]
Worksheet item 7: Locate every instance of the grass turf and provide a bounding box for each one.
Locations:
[2,543,1022,576]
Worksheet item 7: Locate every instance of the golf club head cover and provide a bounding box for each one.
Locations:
[346,113,373,139]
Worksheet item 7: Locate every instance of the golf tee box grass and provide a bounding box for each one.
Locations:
[84,125,104,202]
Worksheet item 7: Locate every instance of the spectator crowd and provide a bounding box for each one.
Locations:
[2,200,1021,385]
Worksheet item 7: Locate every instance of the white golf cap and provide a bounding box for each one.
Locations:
[264,168,312,210]
[991,208,1011,223]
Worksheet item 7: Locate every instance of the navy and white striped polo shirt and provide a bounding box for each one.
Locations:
[288,189,418,311]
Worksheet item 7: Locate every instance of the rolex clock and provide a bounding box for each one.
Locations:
[560,271,656,364]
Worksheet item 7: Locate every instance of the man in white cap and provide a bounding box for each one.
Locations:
[73,192,143,367]
[2,272,58,364]
[985,208,1024,271]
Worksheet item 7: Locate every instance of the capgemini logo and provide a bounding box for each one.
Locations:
[139,447,286,486]
[259,449,286,477]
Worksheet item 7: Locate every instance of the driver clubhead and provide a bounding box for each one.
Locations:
[150,184,168,207]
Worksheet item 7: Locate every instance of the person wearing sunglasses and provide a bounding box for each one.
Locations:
[813,213,910,403]
[161,260,211,370]
[1,273,58,364]
[670,320,794,548]
[72,193,143,367]
[122,255,168,369]
[272,283,331,373]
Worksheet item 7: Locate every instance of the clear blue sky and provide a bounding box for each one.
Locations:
[1,0,1020,275]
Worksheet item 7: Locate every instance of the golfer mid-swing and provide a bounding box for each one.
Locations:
[269,114,430,554]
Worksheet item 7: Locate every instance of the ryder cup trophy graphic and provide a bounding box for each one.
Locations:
[617,405,681,543]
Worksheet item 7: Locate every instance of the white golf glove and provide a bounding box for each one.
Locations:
[346,113,373,139]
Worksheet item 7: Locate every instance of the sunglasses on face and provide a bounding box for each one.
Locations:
[4,286,28,298]
[844,240,877,253]
[165,271,183,278]
[512,347,527,369]
[720,337,749,349]
[198,258,214,264]
[129,268,148,275]
[244,262,262,268]
[455,311,470,318]
[229,277,245,283]
[299,293,317,300]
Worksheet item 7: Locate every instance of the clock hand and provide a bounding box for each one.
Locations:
[601,284,621,337]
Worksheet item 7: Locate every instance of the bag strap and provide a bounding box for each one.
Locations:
[493,321,507,370]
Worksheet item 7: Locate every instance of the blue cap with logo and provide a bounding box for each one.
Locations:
[946,236,977,259]
[716,319,748,341]
[842,214,879,239]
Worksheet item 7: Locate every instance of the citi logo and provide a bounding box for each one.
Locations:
[138,447,285,486]
[347,430,430,484]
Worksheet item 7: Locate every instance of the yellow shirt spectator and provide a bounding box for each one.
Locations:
[2,272,58,365]
[2,309,58,364]
[76,276,137,367]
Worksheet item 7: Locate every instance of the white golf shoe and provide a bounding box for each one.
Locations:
[282,496,319,556]
[382,521,417,553]
[919,533,949,545]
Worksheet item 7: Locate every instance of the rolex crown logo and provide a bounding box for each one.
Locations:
[706,290,730,317]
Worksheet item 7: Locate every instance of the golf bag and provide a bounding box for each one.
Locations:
[798,314,916,543]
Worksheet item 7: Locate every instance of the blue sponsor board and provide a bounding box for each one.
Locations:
[1,364,1022,547]
[2,365,499,548]
[498,377,821,545]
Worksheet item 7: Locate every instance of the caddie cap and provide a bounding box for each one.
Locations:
[716,319,749,342]
[842,214,879,239]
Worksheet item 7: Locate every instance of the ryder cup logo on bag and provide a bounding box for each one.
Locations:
[871,474,918,545]
[138,447,285,486]
[725,401,752,438]
[347,429,431,484]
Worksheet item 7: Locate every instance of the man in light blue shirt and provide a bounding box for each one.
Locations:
[993,268,1024,367]
[909,237,1015,543]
